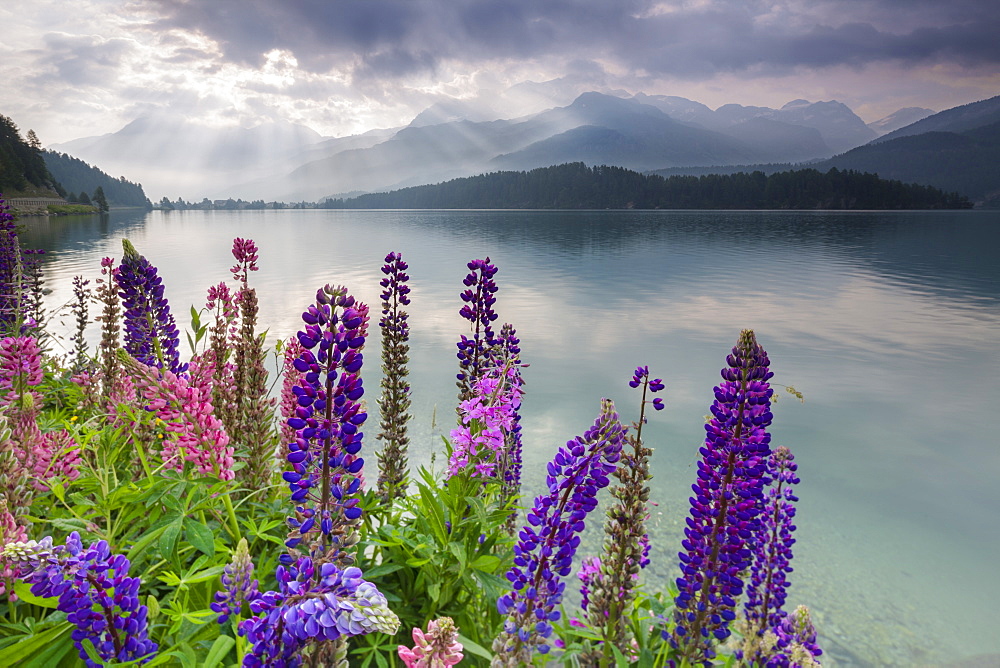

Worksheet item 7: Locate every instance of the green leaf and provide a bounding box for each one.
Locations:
[184,517,216,556]
[160,514,184,566]
[363,563,404,579]
[0,622,73,665]
[470,554,501,571]
[201,634,236,668]
[413,480,449,544]
[427,581,441,603]
[457,634,492,660]
[46,518,89,534]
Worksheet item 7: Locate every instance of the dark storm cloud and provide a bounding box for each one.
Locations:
[142,0,1000,80]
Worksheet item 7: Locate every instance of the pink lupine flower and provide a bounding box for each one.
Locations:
[0,497,28,601]
[30,430,81,491]
[398,617,464,667]
[134,356,234,480]
[448,364,522,479]
[0,337,43,400]
[279,336,305,452]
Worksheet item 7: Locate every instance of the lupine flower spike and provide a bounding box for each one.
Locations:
[284,285,369,565]
[456,257,499,406]
[492,399,626,666]
[766,605,823,667]
[376,251,412,502]
[448,363,523,481]
[212,537,260,625]
[398,617,464,667]
[585,365,664,660]
[740,446,820,665]
[669,330,773,664]
[118,239,185,374]
[229,238,277,492]
[2,532,158,667]
[239,558,398,667]
[495,323,525,533]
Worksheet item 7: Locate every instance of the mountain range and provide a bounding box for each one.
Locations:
[46,91,999,206]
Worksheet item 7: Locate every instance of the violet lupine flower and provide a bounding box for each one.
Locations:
[398,617,464,667]
[765,605,823,667]
[1,532,158,667]
[284,286,369,564]
[447,363,522,480]
[239,557,399,668]
[668,330,773,664]
[456,257,499,405]
[577,556,602,611]
[743,445,801,652]
[375,251,412,502]
[492,400,626,667]
[118,239,185,374]
[0,194,23,331]
[212,538,260,625]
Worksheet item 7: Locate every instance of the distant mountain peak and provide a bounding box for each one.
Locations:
[781,99,813,110]
[867,107,935,136]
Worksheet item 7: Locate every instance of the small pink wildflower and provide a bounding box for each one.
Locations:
[398,617,463,667]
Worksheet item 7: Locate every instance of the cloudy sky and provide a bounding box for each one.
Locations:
[3,0,998,144]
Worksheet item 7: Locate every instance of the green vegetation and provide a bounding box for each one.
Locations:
[45,204,98,215]
[43,150,149,208]
[322,163,971,210]
[0,115,58,195]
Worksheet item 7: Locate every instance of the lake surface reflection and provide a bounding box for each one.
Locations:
[23,209,1000,666]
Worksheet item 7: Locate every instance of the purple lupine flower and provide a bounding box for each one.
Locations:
[118,239,185,374]
[375,251,412,502]
[0,194,21,330]
[584,365,664,658]
[456,257,499,405]
[239,557,399,668]
[0,194,45,333]
[2,532,157,667]
[492,400,626,666]
[212,538,260,625]
[284,285,369,564]
[743,446,801,651]
[577,556,602,611]
[766,605,823,667]
[669,330,773,664]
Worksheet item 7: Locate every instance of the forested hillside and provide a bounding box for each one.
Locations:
[818,122,1000,205]
[322,163,971,210]
[43,150,150,207]
[0,114,58,194]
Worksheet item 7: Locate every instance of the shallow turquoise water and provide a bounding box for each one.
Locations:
[23,209,1000,666]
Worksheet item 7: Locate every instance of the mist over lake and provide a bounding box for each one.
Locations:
[23,208,1000,666]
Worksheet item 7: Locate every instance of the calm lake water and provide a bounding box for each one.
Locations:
[21,209,1000,666]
